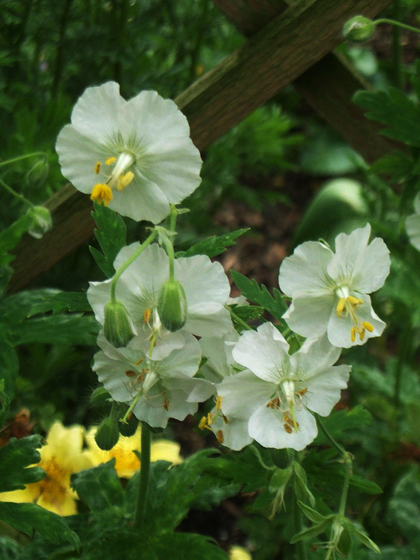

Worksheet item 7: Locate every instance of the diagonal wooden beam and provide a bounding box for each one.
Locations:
[213,0,400,164]
[9,0,394,293]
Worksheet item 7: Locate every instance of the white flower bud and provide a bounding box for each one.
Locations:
[157,278,187,332]
[343,16,375,42]
[27,206,52,239]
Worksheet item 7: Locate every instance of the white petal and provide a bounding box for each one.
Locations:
[109,168,170,223]
[56,125,111,194]
[200,330,240,382]
[211,413,253,451]
[93,351,135,403]
[232,323,289,383]
[327,293,385,348]
[217,370,272,419]
[291,335,341,378]
[328,225,390,293]
[283,292,335,338]
[159,333,201,379]
[70,82,125,141]
[88,279,112,325]
[279,241,333,297]
[304,365,350,416]
[249,406,317,450]
[406,213,420,252]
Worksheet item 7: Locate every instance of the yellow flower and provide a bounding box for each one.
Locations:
[85,426,182,478]
[0,422,93,516]
[229,546,253,560]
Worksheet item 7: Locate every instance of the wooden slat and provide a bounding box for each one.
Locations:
[9,0,394,293]
[214,0,400,164]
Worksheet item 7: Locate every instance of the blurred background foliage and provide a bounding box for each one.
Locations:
[3,0,420,557]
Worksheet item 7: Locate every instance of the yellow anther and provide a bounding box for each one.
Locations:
[164,398,169,411]
[216,395,222,410]
[336,298,346,318]
[359,327,366,342]
[135,358,144,366]
[143,308,152,325]
[90,184,113,206]
[363,321,374,332]
[105,157,116,166]
[350,327,357,343]
[283,411,299,434]
[297,388,308,396]
[222,414,229,424]
[207,412,212,426]
[117,171,135,191]
[94,162,101,174]
[347,295,363,306]
[216,430,224,444]
[198,416,207,430]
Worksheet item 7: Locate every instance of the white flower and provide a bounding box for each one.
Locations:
[88,243,232,344]
[279,224,390,348]
[56,82,202,223]
[406,193,420,251]
[199,329,253,451]
[93,332,213,428]
[218,323,350,451]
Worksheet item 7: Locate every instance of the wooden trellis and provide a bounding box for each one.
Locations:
[10,0,398,293]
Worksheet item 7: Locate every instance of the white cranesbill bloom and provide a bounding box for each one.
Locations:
[93,332,213,428]
[406,193,420,251]
[56,82,202,223]
[88,243,232,345]
[279,224,390,348]
[199,330,253,451]
[218,323,351,451]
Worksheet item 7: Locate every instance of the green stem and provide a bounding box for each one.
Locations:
[316,416,346,455]
[134,422,151,530]
[227,307,253,331]
[0,178,34,208]
[110,230,157,301]
[293,469,308,560]
[0,152,46,168]
[169,204,177,233]
[375,18,420,35]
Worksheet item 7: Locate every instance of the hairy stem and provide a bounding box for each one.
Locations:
[134,422,151,530]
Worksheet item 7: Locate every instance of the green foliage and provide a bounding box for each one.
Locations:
[388,466,420,551]
[0,435,45,492]
[90,203,127,278]
[230,304,265,331]
[231,270,288,324]
[179,228,249,258]
[12,314,99,346]
[313,406,373,445]
[0,213,35,266]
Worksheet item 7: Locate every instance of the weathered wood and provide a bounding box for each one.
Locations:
[10,0,395,293]
[214,0,400,163]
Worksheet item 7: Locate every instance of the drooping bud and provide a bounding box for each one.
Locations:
[90,386,112,407]
[26,206,52,239]
[103,300,135,348]
[119,410,139,437]
[343,16,375,42]
[26,159,49,188]
[157,278,187,332]
[94,416,120,450]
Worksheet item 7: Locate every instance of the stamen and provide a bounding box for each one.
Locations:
[222,414,229,424]
[117,171,134,191]
[135,358,144,366]
[105,157,116,166]
[266,397,281,409]
[216,430,224,444]
[94,162,101,174]
[350,327,357,343]
[363,321,374,332]
[143,308,152,325]
[347,295,363,306]
[91,184,113,206]
[163,398,169,411]
[216,396,222,410]
[207,412,212,426]
[359,327,366,342]
[336,298,346,318]
[125,370,136,377]
[198,416,207,430]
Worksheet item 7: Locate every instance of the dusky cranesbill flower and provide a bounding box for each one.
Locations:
[406,193,420,251]
[0,423,92,516]
[93,332,213,428]
[279,224,390,348]
[56,82,202,223]
[88,243,232,346]
[218,323,350,451]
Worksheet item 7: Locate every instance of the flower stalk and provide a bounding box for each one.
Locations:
[134,421,151,530]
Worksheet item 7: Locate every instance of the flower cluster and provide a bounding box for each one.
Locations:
[56,82,392,455]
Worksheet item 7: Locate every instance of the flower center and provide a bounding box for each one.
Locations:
[91,152,135,206]
[335,286,374,343]
[266,380,308,434]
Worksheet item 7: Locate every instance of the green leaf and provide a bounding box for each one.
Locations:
[388,466,420,549]
[26,291,91,317]
[0,336,18,400]
[0,213,34,263]
[0,266,12,299]
[181,229,249,258]
[148,533,229,560]
[231,270,287,323]
[292,461,315,507]
[0,502,80,550]
[0,535,21,559]
[229,304,264,331]
[71,460,124,513]
[12,314,99,346]
[313,406,372,445]
[297,501,328,524]
[90,202,127,278]
[353,89,420,147]
[337,527,352,556]
[369,151,414,183]
[343,519,381,554]
[349,474,382,495]
[290,517,333,544]
[0,435,45,492]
